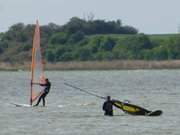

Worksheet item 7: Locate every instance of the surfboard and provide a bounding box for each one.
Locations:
[11,103,31,107]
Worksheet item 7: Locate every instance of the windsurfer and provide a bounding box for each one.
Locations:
[33,78,51,106]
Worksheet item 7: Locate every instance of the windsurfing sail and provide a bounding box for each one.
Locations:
[112,100,150,115]
[30,20,45,105]
[112,100,162,116]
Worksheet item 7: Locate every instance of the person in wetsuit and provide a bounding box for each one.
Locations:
[103,96,113,116]
[34,78,51,107]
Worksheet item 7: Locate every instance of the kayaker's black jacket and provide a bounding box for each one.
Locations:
[103,100,113,116]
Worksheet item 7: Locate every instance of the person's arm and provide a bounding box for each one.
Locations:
[31,80,47,86]
[39,83,46,86]
[31,82,41,85]
[102,102,106,111]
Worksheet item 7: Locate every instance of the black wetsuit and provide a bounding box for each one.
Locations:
[35,81,51,106]
[103,100,113,116]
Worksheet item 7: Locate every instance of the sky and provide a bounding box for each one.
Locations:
[0,0,180,34]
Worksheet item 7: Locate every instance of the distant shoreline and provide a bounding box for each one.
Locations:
[1,60,180,71]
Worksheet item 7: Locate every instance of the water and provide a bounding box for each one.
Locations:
[0,70,180,135]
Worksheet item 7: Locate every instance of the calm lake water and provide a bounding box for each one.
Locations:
[0,70,180,135]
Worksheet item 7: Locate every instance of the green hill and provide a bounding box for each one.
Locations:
[0,17,180,64]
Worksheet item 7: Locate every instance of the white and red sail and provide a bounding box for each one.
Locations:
[30,21,45,105]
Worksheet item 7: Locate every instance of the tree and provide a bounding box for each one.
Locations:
[152,46,168,60]
[75,46,92,61]
[99,37,116,51]
[46,50,56,62]
[50,32,68,44]
[0,46,3,54]
[65,17,86,34]
[68,31,85,43]
[119,34,152,59]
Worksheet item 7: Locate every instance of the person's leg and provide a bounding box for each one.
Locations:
[42,93,47,106]
[109,111,113,116]
[42,97,45,106]
[34,96,42,106]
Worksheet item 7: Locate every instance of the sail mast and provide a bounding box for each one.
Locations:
[30,46,35,105]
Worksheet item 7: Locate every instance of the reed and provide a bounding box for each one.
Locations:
[1,60,180,71]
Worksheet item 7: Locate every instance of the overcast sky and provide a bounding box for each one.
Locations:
[0,0,180,34]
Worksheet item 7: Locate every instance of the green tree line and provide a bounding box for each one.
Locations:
[0,17,180,63]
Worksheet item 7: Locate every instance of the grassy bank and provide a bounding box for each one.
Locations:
[1,60,180,71]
